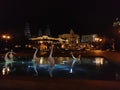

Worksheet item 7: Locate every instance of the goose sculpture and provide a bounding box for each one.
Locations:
[70,52,81,73]
[2,50,15,75]
[32,47,39,76]
[48,44,55,77]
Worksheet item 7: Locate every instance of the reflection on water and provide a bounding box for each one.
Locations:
[80,57,108,65]
[2,60,13,76]
[39,57,44,64]
[30,57,73,65]
[0,56,119,81]
[2,66,10,75]
[94,57,104,66]
[92,57,103,66]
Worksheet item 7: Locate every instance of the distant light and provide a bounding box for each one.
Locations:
[39,41,43,43]
[25,44,32,48]
[99,39,102,42]
[28,45,32,48]
[2,35,11,39]
[94,37,102,42]
[14,45,21,48]
[61,45,65,49]
[7,36,10,39]
[94,38,99,42]
[2,35,6,38]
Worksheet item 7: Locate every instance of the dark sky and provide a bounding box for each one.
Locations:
[0,0,120,37]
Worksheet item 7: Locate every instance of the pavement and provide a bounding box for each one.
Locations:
[0,76,120,90]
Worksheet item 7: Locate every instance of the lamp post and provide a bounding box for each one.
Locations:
[2,35,11,51]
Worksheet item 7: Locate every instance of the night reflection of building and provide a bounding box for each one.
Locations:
[58,29,80,50]
[81,57,105,65]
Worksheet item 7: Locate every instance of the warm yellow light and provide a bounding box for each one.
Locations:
[2,35,6,38]
[94,57,104,66]
[99,39,102,42]
[61,45,65,49]
[28,45,32,48]
[14,45,21,48]
[7,36,10,39]
[94,38,99,42]
[2,35,10,39]
[40,57,44,64]
[94,37,102,42]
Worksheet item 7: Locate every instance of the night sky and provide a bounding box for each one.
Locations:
[0,0,120,37]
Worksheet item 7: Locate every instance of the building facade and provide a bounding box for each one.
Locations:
[80,34,104,50]
[81,34,98,43]
[58,29,80,50]
[29,35,66,51]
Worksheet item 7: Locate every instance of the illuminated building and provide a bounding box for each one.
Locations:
[80,34,97,49]
[30,35,66,51]
[58,29,80,50]
[30,29,81,50]
[81,34,98,43]
[81,34,103,50]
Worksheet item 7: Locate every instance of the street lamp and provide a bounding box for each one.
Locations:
[2,35,11,51]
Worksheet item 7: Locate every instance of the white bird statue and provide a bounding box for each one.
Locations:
[32,47,39,76]
[48,44,55,77]
[70,51,81,73]
[2,50,15,75]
